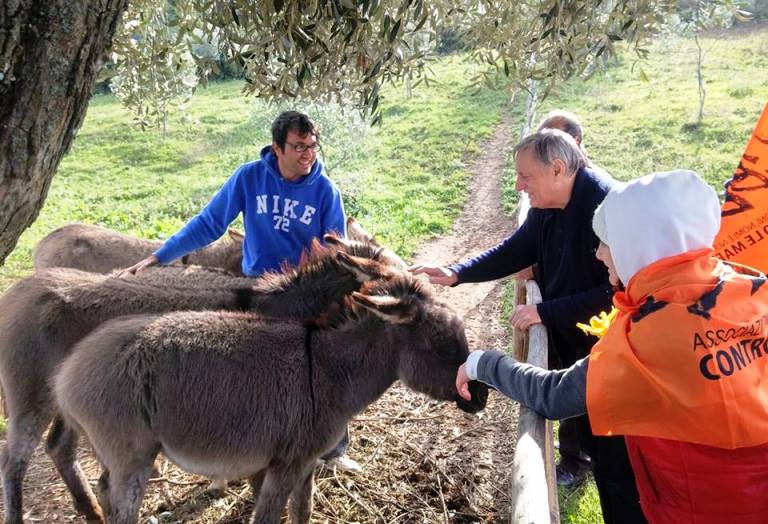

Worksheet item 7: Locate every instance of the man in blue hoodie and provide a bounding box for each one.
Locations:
[123,110,357,471]
[124,110,346,276]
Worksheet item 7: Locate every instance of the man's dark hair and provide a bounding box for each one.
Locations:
[271,111,319,151]
[537,110,583,143]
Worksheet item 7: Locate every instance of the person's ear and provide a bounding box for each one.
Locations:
[552,158,566,178]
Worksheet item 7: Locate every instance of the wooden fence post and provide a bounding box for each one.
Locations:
[509,281,559,523]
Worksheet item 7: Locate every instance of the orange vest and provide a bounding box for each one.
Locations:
[586,248,768,449]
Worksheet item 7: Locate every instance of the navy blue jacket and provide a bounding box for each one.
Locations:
[450,166,616,365]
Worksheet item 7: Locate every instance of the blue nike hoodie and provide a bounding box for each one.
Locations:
[154,146,346,276]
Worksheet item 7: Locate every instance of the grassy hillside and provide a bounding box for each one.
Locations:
[540,26,767,185]
[0,57,509,290]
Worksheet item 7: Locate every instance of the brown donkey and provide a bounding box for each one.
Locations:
[33,217,395,276]
[53,271,488,524]
[0,244,390,524]
[33,223,245,275]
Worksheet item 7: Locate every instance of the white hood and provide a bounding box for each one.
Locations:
[592,170,721,285]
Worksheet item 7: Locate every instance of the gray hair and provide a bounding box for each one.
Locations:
[514,129,587,175]
[537,110,583,143]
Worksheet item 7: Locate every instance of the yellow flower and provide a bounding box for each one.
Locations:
[576,307,619,339]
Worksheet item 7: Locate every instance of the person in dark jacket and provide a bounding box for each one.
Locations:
[410,129,645,523]
[457,169,768,524]
[516,110,606,485]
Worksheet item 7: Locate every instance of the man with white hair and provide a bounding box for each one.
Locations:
[411,129,645,523]
[533,110,606,484]
[457,170,768,523]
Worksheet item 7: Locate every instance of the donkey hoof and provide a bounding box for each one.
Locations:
[85,514,106,524]
[205,478,228,497]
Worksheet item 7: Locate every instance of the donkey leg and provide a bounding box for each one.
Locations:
[248,469,267,497]
[1,408,52,524]
[96,469,111,516]
[106,462,155,524]
[287,464,315,524]
[248,465,306,524]
[45,416,105,523]
[205,477,228,497]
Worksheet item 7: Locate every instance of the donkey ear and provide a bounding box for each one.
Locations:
[336,252,392,282]
[323,233,347,246]
[346,217,380,246]
[228,229,245,242]
[350,292,417,324]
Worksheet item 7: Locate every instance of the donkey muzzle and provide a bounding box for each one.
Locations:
[455,380,488,413]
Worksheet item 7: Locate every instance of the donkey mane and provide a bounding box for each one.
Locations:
[257,239,355,293]
[358,271,428,299]
[299,237,388,268]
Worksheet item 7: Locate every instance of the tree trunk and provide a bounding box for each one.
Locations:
[0,0,128,266]
[695,34,706,124]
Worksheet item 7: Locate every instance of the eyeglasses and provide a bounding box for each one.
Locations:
[285,142,319,153]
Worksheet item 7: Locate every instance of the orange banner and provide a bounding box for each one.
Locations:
[714,104,768,272]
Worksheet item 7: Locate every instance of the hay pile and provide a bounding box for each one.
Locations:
[139,384,517,524]
[2,381,516,523]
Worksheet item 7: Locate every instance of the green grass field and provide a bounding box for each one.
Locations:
[539,26,767,185]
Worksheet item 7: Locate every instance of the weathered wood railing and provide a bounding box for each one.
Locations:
[509,193,559,523]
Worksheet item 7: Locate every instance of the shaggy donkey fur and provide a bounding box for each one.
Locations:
[54,271,488,524]
[0,244,389,524]
[33,217,401,276]
[33,223,245,275]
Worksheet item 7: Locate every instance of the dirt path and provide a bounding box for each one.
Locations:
[414,112,516,348]
[3,114,520,523]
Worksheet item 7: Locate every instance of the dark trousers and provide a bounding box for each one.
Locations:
[590,434,647,524]
[549,342,593,478]
[558,415,592,476]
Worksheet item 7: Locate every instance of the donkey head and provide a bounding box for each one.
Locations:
[349,278,488,414]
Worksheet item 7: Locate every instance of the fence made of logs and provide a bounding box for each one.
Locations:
[508,195,559,523]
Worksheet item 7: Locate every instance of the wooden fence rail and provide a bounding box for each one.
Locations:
[509,191,559,523]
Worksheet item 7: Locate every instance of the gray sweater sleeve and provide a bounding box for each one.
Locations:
[474,351,588,420]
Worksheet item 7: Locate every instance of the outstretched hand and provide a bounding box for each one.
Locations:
[456,363,472,401]
[117,255,159,277]
[408,264,458,286]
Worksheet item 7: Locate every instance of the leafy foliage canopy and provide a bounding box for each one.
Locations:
[110,0,673,125]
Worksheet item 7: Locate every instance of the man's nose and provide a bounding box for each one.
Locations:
[514,178,524,191]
